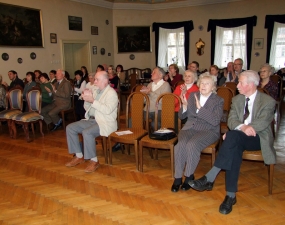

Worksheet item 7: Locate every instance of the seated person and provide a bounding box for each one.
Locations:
[165,64,183,87]
[258,64,278,100]
[96,64,105,72]
[187,61,201,76]
[34,70,42,84]
[140,67,171,130]
[23,72,37,111]
[65,71,118,173]
[0,75,6,112]
[86,72,96,91]
[39,73,53,108]
[2,70,24,90]
[41,69,72,131]
[171,74,223,193]
[74,70,87,120]
[49,70,57,84]
[209,65,223,86]
[81,66,89,82]
[189,70,276,215]
[107,65,119,91]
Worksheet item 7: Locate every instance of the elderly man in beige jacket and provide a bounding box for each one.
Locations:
[65,71,118,173]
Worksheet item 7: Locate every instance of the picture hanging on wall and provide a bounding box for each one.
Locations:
[68,16,82,31]
[91,26,98,35]
[117,26,151,53]
[0,3,44,47]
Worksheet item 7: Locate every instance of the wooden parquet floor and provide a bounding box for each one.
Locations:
[0,114,285,224]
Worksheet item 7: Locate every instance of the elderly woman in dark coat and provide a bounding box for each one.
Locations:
[171,74,224,192]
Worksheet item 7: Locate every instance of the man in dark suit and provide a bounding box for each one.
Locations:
[41,69,72,131]
[189,70,276,215]
[2,70,24,90]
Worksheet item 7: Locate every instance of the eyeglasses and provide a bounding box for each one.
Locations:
[259,70,268,73]
[234,64,242,66]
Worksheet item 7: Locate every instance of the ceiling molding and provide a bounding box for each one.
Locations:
[70,0,242,10]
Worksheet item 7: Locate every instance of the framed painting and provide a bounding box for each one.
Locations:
[91,26,98,35]
[50,33,57,43]
[68,16,82,31]
[0,3,43,47]
[117,26,151,53]
[254,38,264,49]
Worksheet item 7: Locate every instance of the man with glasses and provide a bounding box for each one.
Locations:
[225,58,244,84]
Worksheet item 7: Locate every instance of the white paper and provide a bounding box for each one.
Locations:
[115,130,133,136]
[154,129,174,134]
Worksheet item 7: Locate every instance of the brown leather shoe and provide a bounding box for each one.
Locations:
[84,160,100,173]
[65,157,85,167]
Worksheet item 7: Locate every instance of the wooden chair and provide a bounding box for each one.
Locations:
[173,80,184,90]
[108,92,150,170]
[270,74,283,119]
[131,84,144,92]
[120,73,137,110]
[224,82,237,94]
[139,93,181,177]
[60,85,76,129]
[0,86,23,138]
[201,140,219,167]
[11,87,44,142]
[242,151,274,194]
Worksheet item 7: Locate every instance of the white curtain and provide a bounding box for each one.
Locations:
[158,27,185,73]
[214,25,247,69]
[269,22,285,70]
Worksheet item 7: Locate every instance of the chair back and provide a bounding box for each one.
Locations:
[224,82,237,94]
[257,87,270,95]
[126,92,149,131]
[8,86,23,110]
[129,73,137,91]
[217,87,234,112]
[270,75,283,98]
[155,93,181,132]
[131,84,144,93]
[173,80,184,90]
[26,87,42,113]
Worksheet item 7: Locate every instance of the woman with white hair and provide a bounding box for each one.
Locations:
[258,64,278,100]
[171,74,224,192]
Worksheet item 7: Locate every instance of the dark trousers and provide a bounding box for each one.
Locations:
[214,130,261,192]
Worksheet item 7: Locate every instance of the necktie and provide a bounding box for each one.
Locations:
[243,97,250,122]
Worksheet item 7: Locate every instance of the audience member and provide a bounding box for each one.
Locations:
[39,73,53,108]
[258,64,278,100]
[225,58,244,83]
[108,65,119,91]
[34,70,42,83]
[86,72,96,91]
[64,70,72,82]
[23,72,37,111]
[65,71,118,173]
[41,69,72,131]
[187,61,200,76]
[49,70,57,84]
[74,70,87,121]
[0,75,6,112]
[189,70,276,215]
[209,65,223,86]
[171,74,223,193]
[81,66,89,82]
[140,67,171,130]
[96,65,105,72]
[223,62,235,83]
[2,70,24,90]
[116,64,126,84]
[165,64,183,87]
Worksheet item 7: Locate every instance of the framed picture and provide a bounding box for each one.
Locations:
[117,26,151,53]
[50,33,57,43]
[91,26,98,35]
[68,16,82,31]
[254,38,264,49]
[92,46,97,55]
[0,3,43,47]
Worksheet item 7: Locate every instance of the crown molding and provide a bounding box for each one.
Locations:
[70,0,242,10]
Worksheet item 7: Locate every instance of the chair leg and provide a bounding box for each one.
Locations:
[148,148,153,159]
[23,123,32,142]
[268,164,274,195]
[134,141,139,171]
[139,142,143,172]
[39,121,44,137]
[108,138,113,165]
[154,148,158,160]
[8,120,15,138]
[61,112,66,130]
[211,148,216,167]
[103,137,108,164]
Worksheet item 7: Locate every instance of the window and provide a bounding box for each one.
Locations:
[158,27,185,72]
[214,25,247,69]
[269,22,285,69]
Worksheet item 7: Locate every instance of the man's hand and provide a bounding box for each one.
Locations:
[140,86,151,94]
[240,125,256,136]
[2,81,8,87]
[82,94,94,103]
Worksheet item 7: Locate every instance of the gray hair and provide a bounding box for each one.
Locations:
[197,73,217,93]
[240,70,260,86]
[184,70,197,82]
[155,67,165,78]
[260,63,275,75]
[235,58,244,65]
[88,72,95,78]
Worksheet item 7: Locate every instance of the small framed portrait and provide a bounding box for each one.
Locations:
[91,26,98,35]
[50,33,57,43]
[92,46,97,55]
[68,16,82,31]
[254,38,264,49]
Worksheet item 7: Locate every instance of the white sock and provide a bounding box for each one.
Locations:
[75,153,83,158]
[91,157,98,162]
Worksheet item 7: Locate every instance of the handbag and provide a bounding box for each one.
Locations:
[149,128,177,141]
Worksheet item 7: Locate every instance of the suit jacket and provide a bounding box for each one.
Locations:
[84,85,118,137]
[52,79,72,110]
[179,92,224,137]
[228,91,276,164]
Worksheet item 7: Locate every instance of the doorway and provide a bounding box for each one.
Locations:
[62,40,91,79]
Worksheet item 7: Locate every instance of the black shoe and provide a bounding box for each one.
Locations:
[50,121,62,132]
[181,175,195,191]
[188,175,214,192]
[171,184,181,192]
[219,196,237,215]
[112,143,121,152]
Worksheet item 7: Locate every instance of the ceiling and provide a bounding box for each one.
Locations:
[71,0,241,10]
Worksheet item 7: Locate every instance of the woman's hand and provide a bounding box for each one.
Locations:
[180,93,188,106]
[44,86,51,93]
[180,84,187,95]
[194,93,201,110]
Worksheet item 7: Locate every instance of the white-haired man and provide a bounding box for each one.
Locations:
[189,70,276,215]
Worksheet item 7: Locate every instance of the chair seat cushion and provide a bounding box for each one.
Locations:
[0,109,22,119]
[110,128,147,141]
[12,112,43,122]
[140,135,178,145]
